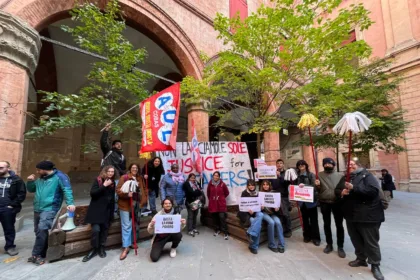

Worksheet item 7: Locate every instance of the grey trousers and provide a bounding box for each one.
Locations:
[346,221,382,264]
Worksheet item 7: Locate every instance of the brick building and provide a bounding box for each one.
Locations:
[0,0,419,191]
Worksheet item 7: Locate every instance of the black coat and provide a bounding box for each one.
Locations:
[381,173,396,191]
[85,178,115,225]
[142,164,164,195]
[335,169,385,223]
[0,171,26,213]
[100,131,126,176]
[269,169,289,197]
[237,190,259,228]
[182,181,203,206]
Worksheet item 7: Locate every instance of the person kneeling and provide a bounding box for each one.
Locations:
[238,179,264,254]
[147,198,186,262]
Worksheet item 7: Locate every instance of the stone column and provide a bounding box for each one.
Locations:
[263,132,280,165]
[0,11,41,173]
[187,100,210,142]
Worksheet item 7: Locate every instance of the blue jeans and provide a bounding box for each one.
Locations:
[263,213,285,248]
[149,190,156,211]
[247,212,264,250]
[120,210,132,248]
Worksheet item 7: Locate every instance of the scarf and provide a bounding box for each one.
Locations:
[246,188,257,197]
[190,181,199,191]
[169,171,185,184]
[211,179,221,186]
[163,207,175,215]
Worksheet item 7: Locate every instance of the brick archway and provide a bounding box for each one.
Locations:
[2,0,203,79]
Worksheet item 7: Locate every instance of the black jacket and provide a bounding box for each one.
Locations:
[269,169,289,197]
[237,190,259,228]
[0,171,26,213]
[100,131,126,176]
[183,181,203,206]
[85,178,115,225]
[142,164,164,194]
[335,169,385,223]
[380,173,396,191]
[293,171,318,208]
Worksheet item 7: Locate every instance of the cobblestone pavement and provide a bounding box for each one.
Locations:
[1,191,419,280]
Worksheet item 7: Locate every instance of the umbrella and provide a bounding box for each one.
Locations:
[332,111,372,181]
[121,180,139,255]
[297,114,320,179]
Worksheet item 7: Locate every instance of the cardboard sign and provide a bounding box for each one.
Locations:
[288,185,314,203]
[157,142,252,205]
[253,159,267,168]
[239,197,261,212]
[259,192,281,208]
[154,215,181,234]
[257,165,277,179]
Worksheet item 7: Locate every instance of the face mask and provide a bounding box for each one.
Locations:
[324,166,334,172]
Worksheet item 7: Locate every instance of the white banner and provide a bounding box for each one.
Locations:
[259,192,281,208]
[288,185,314,203]
[257,165,277,179]
[154,215,181,234]
[157,142,252,205]
[239,197,262,212]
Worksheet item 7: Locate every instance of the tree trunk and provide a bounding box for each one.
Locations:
[257,133,261,158]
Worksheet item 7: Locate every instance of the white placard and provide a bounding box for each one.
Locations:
[288,185,314,203]
[154,215,181,234]
[257,165,277,179]
[253,159,267,168]
[239,197,262,212]
[259,192,281,208]
[157,142,252,205]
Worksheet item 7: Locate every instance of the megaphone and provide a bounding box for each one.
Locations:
[59,211,76,232]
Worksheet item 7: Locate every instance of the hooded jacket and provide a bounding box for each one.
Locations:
[100,131,126,176]
[0,171,26,212]
[27,170,74,213]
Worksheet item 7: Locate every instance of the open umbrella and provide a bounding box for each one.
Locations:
[121,180,139,255]
[297,114,320,179]
[332,111,372,182]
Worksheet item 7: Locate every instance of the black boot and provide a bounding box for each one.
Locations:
[371,264,385,280]
[82,249,97,262]
[98,246,107,258]
[337,247,346,258]
[348,259,368,267]
[323,244,333,254]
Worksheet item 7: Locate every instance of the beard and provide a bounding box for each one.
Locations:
[0,171,7,177]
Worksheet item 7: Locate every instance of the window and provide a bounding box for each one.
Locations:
[342,30,358,68]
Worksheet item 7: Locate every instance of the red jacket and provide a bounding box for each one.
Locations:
[207,180,229,213]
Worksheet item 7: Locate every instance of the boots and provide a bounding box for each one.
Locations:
[119,247,130,260]
[323,244,333,254]
[98,246,107,258]
[82,249,97,262]
[348,259,368,267]
[371,264,385,280]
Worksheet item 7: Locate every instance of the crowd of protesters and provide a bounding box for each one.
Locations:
[0,124,390,280]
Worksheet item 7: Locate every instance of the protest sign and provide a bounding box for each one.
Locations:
[288,185,314,203]
[259,192,281,208]
[239,197,261,212]
[253,159,266,168]
[157,142,252,205]
[154,215,181,234]
[257,165,277,179]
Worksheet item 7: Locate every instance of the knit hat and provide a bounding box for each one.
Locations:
[36,160,55,170]
[322,158,335,167]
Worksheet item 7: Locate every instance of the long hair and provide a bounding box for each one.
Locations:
[147,156,165,175]
[99,165,117,180]
[260,180,272,192]
[296,160,309,174]
[187,173,196,181]
[127,163,142,180]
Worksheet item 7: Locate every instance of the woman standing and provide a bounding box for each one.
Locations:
[147,198,186,262]
[83,166,117,262]
[116,163,146,260]
[380,169,396,200]
[160,164,185,211]
[183,173,204,237]
[294,160,321,246]
[260,180,286,253]
[207,171,229,240]
[142,157,165,214]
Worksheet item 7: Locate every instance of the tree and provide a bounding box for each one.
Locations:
[25,0,149,141]
[182,0,373,157]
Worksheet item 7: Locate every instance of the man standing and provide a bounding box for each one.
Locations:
[27,161,75,265]
[100,123,126,177]
[270,159,292,238]
[315,158,346,258]
[335,160,385,280]
[0,161,26,256]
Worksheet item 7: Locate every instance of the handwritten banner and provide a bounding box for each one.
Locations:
[239,197,261,212]
[154,215,181,234]
[257,165,277,180]
[140,83,181,152]
[157,142,252,205]
[289,185,314,203]
[259,192,281,208]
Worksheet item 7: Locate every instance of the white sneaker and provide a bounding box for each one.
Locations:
[170,248,177,258]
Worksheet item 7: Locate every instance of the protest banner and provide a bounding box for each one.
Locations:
[154,215,181,234]
[259,192,281,208]
[253,159,266,168]
[157,142,252,205]
[140,83,180,152]
[288,185,314,203]
[257,165,277,179]
[239,197,262,212]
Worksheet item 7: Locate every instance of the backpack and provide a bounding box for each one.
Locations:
[100,151,113,168]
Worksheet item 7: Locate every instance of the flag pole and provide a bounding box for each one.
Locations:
[100,103,139,132]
